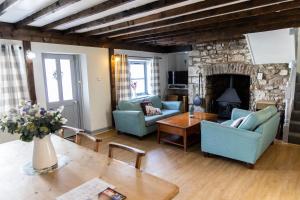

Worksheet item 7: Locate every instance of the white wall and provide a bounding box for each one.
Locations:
[246,28,296,64]
[115,49,169,98]
[31,43,111,132]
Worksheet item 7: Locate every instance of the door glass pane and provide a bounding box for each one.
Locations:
[60,59,73,101]
[130,63,145,79]
[45,58,59,102]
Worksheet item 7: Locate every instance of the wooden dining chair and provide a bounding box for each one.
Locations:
[58,125,102,152]
[108,142,146,169]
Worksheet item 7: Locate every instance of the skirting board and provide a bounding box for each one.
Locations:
[85,127,113,136]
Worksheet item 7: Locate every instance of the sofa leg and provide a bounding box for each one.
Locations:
[203,152,211,157]
[246,163,255,169]
[271,141,274,145]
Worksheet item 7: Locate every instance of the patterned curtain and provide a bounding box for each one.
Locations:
[0,44,28,114]
[150,56,160,96]
[114,54,131,101]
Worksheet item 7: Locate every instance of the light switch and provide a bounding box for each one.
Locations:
[257,73,263,80]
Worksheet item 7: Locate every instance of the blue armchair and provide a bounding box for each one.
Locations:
[113,96,182,137]
[201,106,280,167]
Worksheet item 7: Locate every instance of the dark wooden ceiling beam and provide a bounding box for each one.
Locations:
[128,30,194,43]
[112,4,300,41]
[149,13,300,45]
[16,0,80,26]
[97,0,297,39]
[82,0,240,36]
[66,0,186,33]
[0,0,18,15]
[42,0,135,30]
[0,22,168,53]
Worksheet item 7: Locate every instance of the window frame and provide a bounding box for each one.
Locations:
[128,59,149,96]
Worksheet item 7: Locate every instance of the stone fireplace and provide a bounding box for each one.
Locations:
[188,38,290,113]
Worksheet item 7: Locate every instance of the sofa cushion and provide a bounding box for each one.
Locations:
[238,106,277,131]
[221,120,234,127]
[145,105,162,116]
[118,101,142,111]
[145,109,180,126]
[140,100,152,115]
[230,117,245,128]
[148,96,162,109]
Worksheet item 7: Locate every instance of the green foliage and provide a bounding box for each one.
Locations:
[0,101,67,142]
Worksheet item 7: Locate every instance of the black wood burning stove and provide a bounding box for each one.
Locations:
[216,76,241,119]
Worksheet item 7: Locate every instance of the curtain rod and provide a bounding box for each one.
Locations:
[128,55,162,60]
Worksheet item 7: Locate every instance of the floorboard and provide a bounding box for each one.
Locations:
[79,130,300,200]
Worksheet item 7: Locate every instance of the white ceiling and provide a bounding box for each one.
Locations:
[0,0,57,23]
[0,0,206,31]
[30,0,106,27]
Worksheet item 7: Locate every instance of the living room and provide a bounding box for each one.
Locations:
[0,0,300,200]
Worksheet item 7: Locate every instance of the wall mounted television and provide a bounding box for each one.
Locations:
[168,71,188,85]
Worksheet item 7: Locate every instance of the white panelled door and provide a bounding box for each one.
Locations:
[42,54,81,134]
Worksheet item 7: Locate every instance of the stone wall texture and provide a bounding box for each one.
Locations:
[188,38,290,110]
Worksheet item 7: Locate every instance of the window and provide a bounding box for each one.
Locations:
[129,59,149,96]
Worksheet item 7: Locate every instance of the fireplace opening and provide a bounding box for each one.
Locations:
[205,74,250,119]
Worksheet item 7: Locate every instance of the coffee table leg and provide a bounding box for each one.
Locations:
[183,131,187,152]
[157,125,161,144]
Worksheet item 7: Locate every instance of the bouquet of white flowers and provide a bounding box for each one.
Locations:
[0,100,67,142]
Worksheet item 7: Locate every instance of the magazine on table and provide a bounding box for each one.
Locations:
[56,178,126,200]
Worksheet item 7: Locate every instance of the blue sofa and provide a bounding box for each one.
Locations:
[113,96,182,137]
[201,106,280,167]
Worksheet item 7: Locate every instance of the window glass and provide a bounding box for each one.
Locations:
[134,79,146,94]
[45,58,59,102]
[60,59,73,101]
[129,60,148,96]
[130,63,145,79]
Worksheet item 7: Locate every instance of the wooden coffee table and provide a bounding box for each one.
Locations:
[156,112,218,151]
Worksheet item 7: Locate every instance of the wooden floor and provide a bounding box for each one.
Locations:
[80,130,300,200]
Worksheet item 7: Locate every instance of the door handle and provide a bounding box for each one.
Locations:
[73,100,77,104]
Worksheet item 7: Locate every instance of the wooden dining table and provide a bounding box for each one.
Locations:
[0,135,179,200]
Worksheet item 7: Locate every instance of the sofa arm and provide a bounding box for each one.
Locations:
[113,111,146,136]
[201,120,262,164]
[231,108,252,120]
[162,101,182,111]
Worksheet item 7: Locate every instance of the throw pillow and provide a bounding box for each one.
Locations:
[145,105,162,116]
[140,100,152,115]
[230,117,245,128]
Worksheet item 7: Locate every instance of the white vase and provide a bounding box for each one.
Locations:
[32,134,58,171]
